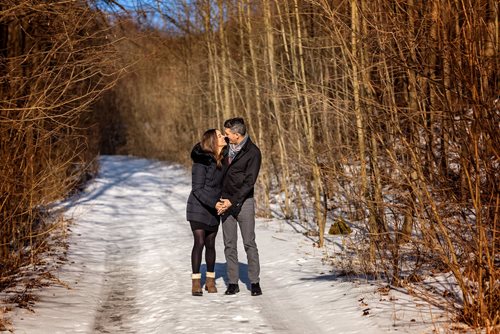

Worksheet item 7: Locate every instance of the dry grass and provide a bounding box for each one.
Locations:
[0,215,72,330]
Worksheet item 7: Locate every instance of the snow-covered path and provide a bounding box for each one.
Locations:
[7,156,436,334]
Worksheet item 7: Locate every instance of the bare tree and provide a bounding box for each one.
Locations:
[1,0,122,286]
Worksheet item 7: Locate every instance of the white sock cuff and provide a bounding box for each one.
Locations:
[206,272,216,278]
[192,273,201,279]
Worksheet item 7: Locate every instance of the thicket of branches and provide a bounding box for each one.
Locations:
[0,1,122,289]
[104,0,498,328]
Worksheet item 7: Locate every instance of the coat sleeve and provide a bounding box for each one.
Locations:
[228,148,261,208]
[191,163,219,208]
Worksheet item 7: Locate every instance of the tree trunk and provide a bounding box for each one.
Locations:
[292,0,325,245]
[263,0,292,218]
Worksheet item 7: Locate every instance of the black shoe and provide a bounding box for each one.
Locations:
[251,283,262,296]
[225,284,240,295]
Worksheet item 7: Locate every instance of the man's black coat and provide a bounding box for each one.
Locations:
[221,136,261,217]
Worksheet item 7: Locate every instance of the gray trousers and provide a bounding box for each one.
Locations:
[222,198,260,284]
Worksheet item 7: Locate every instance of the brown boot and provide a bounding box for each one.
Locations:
[205,272,217,293]
[192,273,203,296]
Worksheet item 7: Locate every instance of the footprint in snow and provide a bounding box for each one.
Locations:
[232,315,249,322]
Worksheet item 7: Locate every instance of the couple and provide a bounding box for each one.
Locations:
[186,117,262,297]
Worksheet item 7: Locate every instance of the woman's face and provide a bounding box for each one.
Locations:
[216,130,227,147]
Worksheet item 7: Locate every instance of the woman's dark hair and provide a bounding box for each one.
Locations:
[200,129,223,168]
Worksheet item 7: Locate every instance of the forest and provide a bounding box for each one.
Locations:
[0,0,498,330]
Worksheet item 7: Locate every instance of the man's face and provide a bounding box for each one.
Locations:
[224,128,240,145]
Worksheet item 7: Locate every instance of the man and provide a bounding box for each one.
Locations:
[216,117,262,296]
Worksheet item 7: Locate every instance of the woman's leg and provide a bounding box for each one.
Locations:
[204,230,218,293]
[204,230,217,272]
[191,229,206,273]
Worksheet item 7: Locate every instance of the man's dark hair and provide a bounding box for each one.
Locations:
[224,117,247,136]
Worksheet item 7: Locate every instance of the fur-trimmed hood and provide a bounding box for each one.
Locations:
[190,143,215,165]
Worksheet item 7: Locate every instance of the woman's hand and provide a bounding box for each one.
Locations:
[216,198,232,215]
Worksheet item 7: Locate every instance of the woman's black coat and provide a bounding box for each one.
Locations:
[186,143,226,227]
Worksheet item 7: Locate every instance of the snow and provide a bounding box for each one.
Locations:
[2,156,446,333]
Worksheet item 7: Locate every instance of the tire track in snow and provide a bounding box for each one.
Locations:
[93,233,140,333]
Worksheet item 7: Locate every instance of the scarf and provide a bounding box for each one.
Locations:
[228,134,249,163]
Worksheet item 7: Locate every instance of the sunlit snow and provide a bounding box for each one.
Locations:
[4,156,444,334]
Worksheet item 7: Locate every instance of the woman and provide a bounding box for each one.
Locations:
[186,129,227,296]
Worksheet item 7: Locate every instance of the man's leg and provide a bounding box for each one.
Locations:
[222,215,239,284]
[238,198,260,284]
